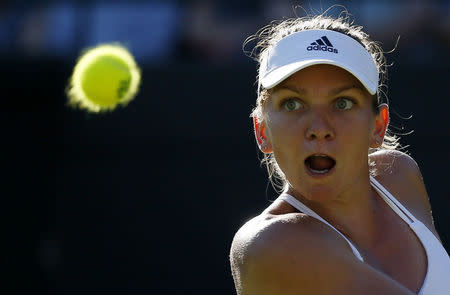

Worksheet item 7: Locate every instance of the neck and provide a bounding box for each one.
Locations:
[287,175,382,250]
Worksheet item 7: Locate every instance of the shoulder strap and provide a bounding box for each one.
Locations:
[278,193,364,262]
[369,176,416,224]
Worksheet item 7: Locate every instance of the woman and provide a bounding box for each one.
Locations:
[230,13,450,295]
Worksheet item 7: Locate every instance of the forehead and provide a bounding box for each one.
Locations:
[271,64,367,94]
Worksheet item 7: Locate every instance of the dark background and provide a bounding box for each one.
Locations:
[4,0,449,294]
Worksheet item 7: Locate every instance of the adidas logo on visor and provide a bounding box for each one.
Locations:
[307,36,338,53]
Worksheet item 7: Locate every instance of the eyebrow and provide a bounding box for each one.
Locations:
[272,84,366,96]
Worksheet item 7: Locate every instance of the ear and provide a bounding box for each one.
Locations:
[253,116,273,154]
[370,103,389,148]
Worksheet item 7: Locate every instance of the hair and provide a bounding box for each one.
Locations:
[244,11,402,191]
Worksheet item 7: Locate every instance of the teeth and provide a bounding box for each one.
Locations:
[310,168,330,174]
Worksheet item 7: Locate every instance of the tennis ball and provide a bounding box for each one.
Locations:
[67,43,141,113]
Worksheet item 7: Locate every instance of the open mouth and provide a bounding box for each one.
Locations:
[305,154,336,175]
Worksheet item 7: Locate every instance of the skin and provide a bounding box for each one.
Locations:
[230,64,440,294]
[258,64,387,242]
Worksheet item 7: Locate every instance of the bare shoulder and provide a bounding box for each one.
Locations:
[369,149,421,178]
[230,211,342,263]
[229,212,314,290]
[369,150,439,237]
[229,211,414,295]
[229,212,345,295]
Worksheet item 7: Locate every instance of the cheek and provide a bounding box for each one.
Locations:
[337,113,374,151]
[266,115,304,171]
[266,114,305,149]
[336,117,373,174]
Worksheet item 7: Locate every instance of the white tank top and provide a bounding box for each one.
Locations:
[277,176,450,294]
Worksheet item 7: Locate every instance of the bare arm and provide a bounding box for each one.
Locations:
[230,216,415,295]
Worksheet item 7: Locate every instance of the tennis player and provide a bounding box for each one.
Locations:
[230,13,450,295]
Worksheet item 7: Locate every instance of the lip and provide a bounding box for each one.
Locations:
[304,153,336,178]
[305,164,336,178]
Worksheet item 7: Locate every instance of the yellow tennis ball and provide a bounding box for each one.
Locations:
[67,43,141,113]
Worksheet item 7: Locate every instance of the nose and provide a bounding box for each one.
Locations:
[305,111,335,141]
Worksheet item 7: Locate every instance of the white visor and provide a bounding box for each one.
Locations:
[259,29,378,95]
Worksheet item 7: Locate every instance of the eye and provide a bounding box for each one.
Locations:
[335,98,354,110]
[282,98,303,111]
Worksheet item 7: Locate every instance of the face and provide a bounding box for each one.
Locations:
[258,64,386,202]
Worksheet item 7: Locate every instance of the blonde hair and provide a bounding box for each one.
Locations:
[245,12,401,190]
